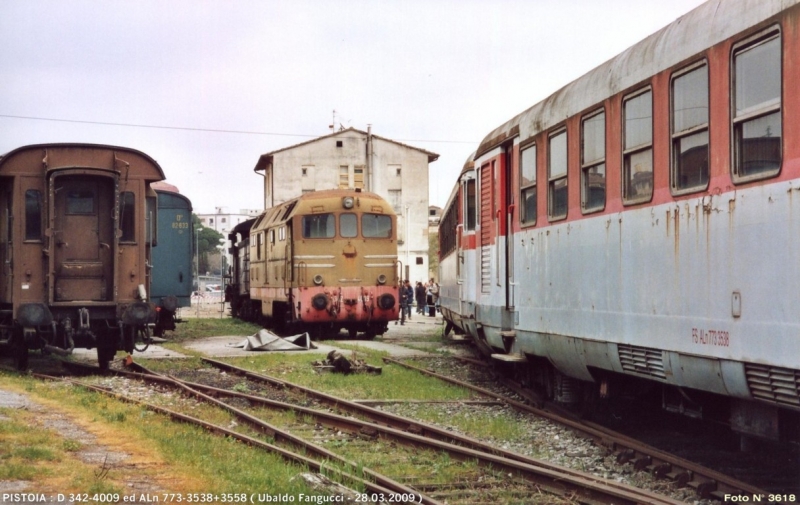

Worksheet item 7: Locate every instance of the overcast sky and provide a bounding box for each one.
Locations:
[0,0,708,212]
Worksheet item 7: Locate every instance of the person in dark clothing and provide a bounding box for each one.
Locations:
[398,280,413,325]
[415,281,426,314]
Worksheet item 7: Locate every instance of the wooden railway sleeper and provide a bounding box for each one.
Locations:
[688,479,718,499]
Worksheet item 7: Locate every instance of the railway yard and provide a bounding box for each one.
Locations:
[0,312,797,505]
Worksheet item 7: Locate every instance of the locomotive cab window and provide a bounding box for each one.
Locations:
[24,189,42,241]
[302,213,335,238]
[623,88,654,204]
[341,213,358,238]
[548,129,567,220]
[732,28,782,181]
[362,213,392,238]
[520,143,537,225]
[581,111,606,212]
[119,191,135,243]
[672,62,709,193]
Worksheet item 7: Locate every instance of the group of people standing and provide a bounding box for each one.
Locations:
[397,278,439,325]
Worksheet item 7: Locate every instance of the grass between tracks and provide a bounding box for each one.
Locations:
[0,373,321,497]
[0,319,532,500]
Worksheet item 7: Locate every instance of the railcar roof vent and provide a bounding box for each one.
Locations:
[745,363,800,408]
[617,344,666,380]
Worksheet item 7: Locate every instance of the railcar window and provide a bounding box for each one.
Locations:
[520,144,537,224]
[672,64,709,192]
[119,191,135,242]
[24,190,42,241]
[548,130,568,219]
[465,179,477,231]
[581,112,606,212]
[67,189,95,215]
[362,213,392,238]
[341,213,358,238]
[623,89,653,203]
[302,214,336,238]
[733,31,781,180]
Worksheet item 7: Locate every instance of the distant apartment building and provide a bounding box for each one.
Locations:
[253,127,438,283]
[196,207,261,235]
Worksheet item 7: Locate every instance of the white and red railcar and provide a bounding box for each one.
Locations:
[439,0,800,440]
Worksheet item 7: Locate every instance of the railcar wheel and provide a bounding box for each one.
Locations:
[97,346,116,371]
[348,328,358,339]
[133,326,151,352]
[12,336,28,371]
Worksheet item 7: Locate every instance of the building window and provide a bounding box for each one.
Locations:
[520,144,537,225]
[221,218,227,223]
[732,29,781,181]
[548,129,567,220]
[464,179,476,231]
[672,63,709,192]
[416,257,423,265]
[302,168,307,176]
[209,218,214,225]
[581,111,606,212]
[623,89,653,204]
[24,190,42,241]
[388,189,402,212]
[336,140,343,148]
[354,166,364,188]
[339,166,349,188]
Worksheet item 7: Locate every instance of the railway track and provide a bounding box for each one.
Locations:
[49,359,687,504]
[381,357,769,502]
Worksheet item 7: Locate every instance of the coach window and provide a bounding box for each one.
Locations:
[119,191,135,242]
[672,63,709,193]
[581,111,606,212]
[302,214,336,238]
[24,190,42,241]
[548,130,567,220]
[464,178,477,231]
[340,213,358,238]
[279,226,286,241]
[520,143,537,225]
[623,89,653,204]
[732,29,781,181]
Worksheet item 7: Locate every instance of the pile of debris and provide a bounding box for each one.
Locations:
[312,350,382,375]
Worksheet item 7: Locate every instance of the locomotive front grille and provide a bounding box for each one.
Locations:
[745,363,800,407]
[617,344,666,379]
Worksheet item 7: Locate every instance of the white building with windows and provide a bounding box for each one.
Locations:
[254,127,438,283]
[196,207,262,236]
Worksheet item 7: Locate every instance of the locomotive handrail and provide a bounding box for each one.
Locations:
[296,260,307,285]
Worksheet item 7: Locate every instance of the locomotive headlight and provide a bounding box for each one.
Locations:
[342,196,355,209]
[311,294,329,311]
[377,274,387,285]
[313,274,324,285]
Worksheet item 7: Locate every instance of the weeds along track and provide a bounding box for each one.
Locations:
[52,359,684,505]
[381,357,769,503]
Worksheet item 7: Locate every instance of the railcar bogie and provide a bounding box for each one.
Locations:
[439,0,800,444]
[0,143,166,370]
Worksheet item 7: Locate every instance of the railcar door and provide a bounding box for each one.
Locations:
[51,175,115,302]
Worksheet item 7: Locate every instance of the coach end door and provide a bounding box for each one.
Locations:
[52,174,115,302]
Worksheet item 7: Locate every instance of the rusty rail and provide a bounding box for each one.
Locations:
[382,356,769,502]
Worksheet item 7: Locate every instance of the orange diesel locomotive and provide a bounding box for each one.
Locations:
[228,189,400,339]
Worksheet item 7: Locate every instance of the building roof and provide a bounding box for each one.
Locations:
[254,127,439,173]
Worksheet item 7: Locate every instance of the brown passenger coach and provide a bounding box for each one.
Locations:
[0,144,165,369]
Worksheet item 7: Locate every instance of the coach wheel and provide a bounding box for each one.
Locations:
[97,346,116,371]
[362,330,376,341]
[11,332,28,372]
[133,326,152,353]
